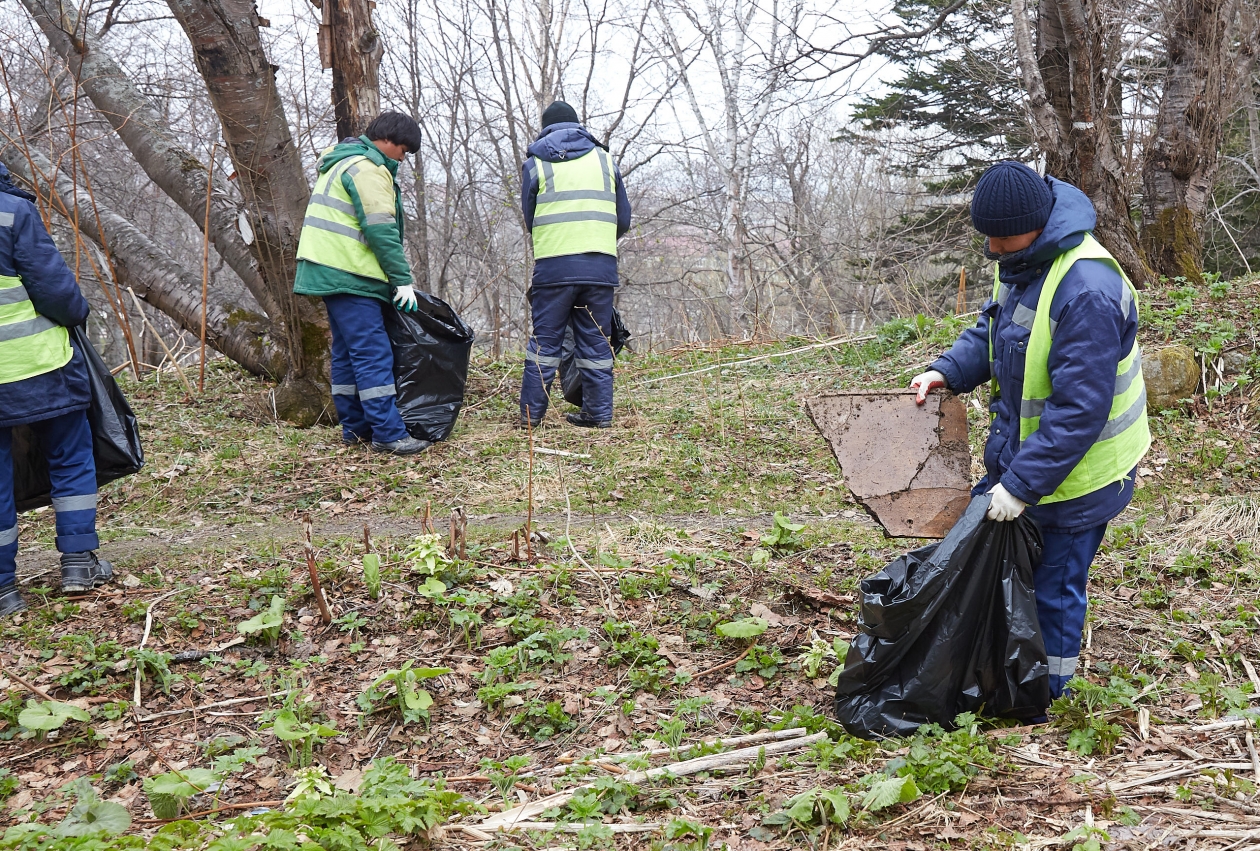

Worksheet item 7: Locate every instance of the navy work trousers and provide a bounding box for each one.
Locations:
[0,410,98,587]
[520,284,615,423]
[1036,523,1108,698]
[324,294,408,444]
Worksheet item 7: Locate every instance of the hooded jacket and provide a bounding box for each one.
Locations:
[930,177,1137,533]
[293,136,411,303]
[0,163,92,428]
[521,123,632,288]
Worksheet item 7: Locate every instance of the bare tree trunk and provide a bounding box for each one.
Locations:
[166,0,331,425]
[1142,0,1240,282]
[0,143,280,376]
[1037,0,1155,285]
[319,0,384,138]
[19,0,277,318]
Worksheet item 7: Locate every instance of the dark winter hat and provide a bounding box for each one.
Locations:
[970,160,1054,237]
[541,101,579,129]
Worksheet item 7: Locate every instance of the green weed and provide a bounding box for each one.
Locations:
[1050,676,1140,755]
[511,699,575,740]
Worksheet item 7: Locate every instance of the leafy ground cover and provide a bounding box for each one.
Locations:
[2,273,1259,849]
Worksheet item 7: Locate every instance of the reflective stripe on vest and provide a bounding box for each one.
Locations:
[989,233,1151,504]
[295,157,388,281]
[0,274,72,385]
[531,149,618,259]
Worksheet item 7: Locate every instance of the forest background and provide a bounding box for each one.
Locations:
[0,0,1257,422]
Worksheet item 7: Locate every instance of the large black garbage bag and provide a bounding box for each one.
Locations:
[833,494,1049,738]
[560,307,631,407]
[13,325,145,512]
[385,292,475,442]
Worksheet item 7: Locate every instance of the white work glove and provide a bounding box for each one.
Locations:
[986,484,1027,522]
[910,369,948,405]
[392,285,418,312]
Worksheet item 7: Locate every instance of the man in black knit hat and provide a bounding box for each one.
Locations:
[518,101,631,429]
[910,161,1150,699]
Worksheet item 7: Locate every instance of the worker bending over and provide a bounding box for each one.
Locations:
[912,160,1149,698]
[294,112,430,455]
[0,163,113,617]
[519,101,632,429]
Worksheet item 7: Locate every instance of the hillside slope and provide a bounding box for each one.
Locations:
[1,274,1258,850]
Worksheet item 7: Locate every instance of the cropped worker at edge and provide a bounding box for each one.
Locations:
[910,160,1150,699]
[294,112,431,456]
[519,101,632,429]
[0,162,114,618]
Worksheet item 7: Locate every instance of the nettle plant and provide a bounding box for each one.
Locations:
[358,662,452,728]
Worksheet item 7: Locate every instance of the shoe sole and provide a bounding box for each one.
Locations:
[370,445,431,456]
[62,573,114,594]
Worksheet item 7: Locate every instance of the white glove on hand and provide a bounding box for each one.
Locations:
[986,484,1027,522]
[392,285,418,312]
[910,369,948,405]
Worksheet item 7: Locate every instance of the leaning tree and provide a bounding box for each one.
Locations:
[9,0,385,424]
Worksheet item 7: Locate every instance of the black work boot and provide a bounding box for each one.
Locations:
[61,551,114,594]
[566,412,612,429]
[0,585,26,618]
[370,436,432,456]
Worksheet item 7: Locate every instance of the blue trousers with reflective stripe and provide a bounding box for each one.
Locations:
[0,410,98,587]
[1036,523,1108,698]
[520,284,615,423]
[324,294,408,444]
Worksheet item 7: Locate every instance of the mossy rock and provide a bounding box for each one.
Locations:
[1142,345,1198,411]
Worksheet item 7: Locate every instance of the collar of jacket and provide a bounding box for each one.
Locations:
[357,136,400,177]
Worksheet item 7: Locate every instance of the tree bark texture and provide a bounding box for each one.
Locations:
[1037,0,1155,285]
[1142,0,1241,282]
[320,0,384,139]
[19,0,277,319]
[0,143,281,376]
[166,0,332,424]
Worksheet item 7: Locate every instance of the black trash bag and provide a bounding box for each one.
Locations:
[833,494,1049,738]
[13,325,145,513]
[385,291,475,442]
[560,307,631,407]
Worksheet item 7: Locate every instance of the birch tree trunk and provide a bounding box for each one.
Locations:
[166,0,331,425]
[1141,0,1241,282]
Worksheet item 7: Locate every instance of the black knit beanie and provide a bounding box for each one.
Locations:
[970,161,1054,237]
[541,101,579,129]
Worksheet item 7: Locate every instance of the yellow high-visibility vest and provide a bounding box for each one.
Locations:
[990,233,1150,503]
[0,273,72,385]
[531,149,618,259]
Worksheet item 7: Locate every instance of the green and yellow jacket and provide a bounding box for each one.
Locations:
[293,136,411,302]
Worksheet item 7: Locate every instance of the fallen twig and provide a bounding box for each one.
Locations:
[633,334,878,386]
[134,588,182,706]
[544,727,812,774]
[454,821,663,839]
[533,447,592,459]
[133,799,284,824]
[693,644,754,679]
[479,731,827,828]
[1248,731,1260,784]
[134,690,292,722]
[0,664,55,702]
